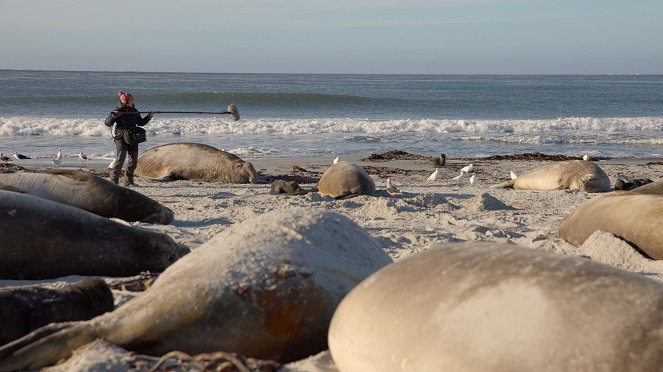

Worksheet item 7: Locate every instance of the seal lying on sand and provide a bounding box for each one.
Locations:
[490,160,611,192]
[0,208,392,370]
[558,192,663,260]
[628,178,663,194]
[329,242,663,372]
[0,190,189,280]
[270,180,307,195]
[0,279,114,345]
[135,143,257,183]
[0,171,174,224]
[311,161,375,199]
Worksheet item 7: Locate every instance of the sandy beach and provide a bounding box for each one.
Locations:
[2,151,663,370]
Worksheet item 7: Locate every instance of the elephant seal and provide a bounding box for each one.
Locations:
[270,180,307,195]
[135,143,257,183]
[558,192,663,259]
[328,242,663,372]
[0,279,113,345]
[628,178,663,194]
[0,207,392,370]
[312,161,375,199]
[614,177,654,191]
[0,171,174,224]
[490,160,611,192]
[0,190,190,279]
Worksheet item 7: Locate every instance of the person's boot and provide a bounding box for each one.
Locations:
[123,176,137,187]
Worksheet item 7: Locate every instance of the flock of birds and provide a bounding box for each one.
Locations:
[0,149,89,168]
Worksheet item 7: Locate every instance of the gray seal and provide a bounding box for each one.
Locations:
[0,190,190,280]
[0,207,392,370]
[490,160,611,192]
[135,143,257,183]
[312,161,375,199]
[0,170,174,224]
[0,279,114,345]
[558,192,663,259]
[329,242,663,372]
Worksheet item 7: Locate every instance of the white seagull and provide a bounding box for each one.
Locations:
[333,156,340,164]
[386,178,400,195]
[460,163,474,173]
[51,155,62,168]
[55,148,63,161]
[452,171,466,181]
[469,173,476,186]
[510,171,518,180]
[582,154,590,161]
[427,168,439,181]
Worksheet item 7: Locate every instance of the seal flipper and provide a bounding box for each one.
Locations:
[0,321,99,371]
[489,179,516,189]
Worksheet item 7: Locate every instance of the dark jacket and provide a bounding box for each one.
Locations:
[104,106,151,131]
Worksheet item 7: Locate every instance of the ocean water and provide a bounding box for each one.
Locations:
[1,70,663,163]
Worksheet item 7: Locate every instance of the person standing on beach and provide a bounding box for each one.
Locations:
[104,90,153,186]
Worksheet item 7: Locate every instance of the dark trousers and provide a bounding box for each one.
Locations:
[111,138,139,183]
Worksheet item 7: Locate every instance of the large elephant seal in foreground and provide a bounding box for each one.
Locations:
[0,279,114,345]
[0,190,189,280]
[329,242,663,372]
[0,208,392,370]
[490,160,611,192]
[0,171,174,224]
[312,161,375,199]
[558,192,663,259]
[135,143,257,183]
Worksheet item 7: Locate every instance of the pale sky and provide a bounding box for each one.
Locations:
[1,0,661,74]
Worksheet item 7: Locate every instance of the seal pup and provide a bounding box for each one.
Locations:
[329,242,663,372]
[135,143,257,183]
[490,160,611,192]
[312,161,375,199]
[270,179,307,195]
[0,279,114,345]
[558,192,663,260]
[0,190,189,279]
[0,208,392,370]
[0,171,174,224]
[626,178,661,193]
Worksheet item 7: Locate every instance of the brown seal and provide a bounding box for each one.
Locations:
[135,143,257,183]
[0,190,190,280]
[329,242,663,371]
[312,161,375,199]
[490,160,611,192]
[558,192,663,259]
[0,208,392,370]
[0,170,174,224]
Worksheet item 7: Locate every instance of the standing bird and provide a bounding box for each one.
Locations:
[13,152,30,161]
[452,172,466,182]
[582,154,590,161]
[333,156,340,164]
[55,148,63,161]
[0,152,10,162]
[510,171,518,180]
[386,178,400,195]
[460,163,474,173]
[79,152,88,163]
[51,155,62,168]
[427,168,439,181]
[469,173,476,186]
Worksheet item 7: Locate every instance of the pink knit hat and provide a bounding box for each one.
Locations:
[118,90,134,103]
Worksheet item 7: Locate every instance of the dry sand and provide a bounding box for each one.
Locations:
[2,152,663,370]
